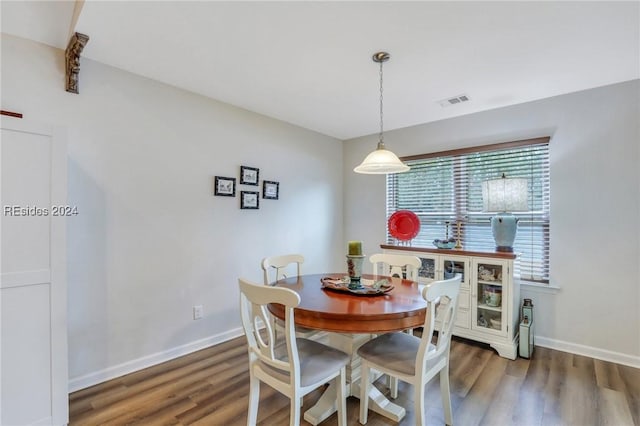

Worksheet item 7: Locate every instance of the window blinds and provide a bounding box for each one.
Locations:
[386,138,550,283]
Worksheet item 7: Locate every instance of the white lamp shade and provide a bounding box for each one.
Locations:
[482,177,528,212]
[354,148,410,174]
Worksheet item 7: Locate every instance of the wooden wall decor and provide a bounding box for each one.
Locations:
[65,32,90,94]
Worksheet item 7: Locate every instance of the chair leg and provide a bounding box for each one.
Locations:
[247,373,259,426]
[359,362,371,424]
[336,368,346,426]
[389,376,399,399]
[440,368,453,426]
[289,391,301,426]
[414,382,426,426]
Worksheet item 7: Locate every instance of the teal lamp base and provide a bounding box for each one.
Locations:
[491,213,519,252]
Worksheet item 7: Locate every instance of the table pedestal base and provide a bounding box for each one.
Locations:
[303,381,406,425]
[303,333,406,425]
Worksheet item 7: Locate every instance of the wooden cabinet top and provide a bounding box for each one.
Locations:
[380,244,517,260]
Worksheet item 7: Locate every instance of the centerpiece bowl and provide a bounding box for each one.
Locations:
[433,239,456,249]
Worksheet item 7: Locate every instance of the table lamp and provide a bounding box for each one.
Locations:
[482,173,528,252]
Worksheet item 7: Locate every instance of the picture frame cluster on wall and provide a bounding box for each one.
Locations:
[214,165,279,210]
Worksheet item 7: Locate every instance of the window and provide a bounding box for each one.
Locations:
[386,137,550,283]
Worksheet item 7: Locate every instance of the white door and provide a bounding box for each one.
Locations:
[1,117,68,425]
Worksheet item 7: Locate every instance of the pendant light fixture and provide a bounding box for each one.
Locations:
[354,51,410,174]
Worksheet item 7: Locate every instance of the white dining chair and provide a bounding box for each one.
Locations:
[369,253,421,281]
[357,274,462,426]
[239,278,349,426]
[369,252,423,394]
[261,254,320,339]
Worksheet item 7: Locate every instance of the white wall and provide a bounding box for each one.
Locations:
[1,35,344,388]
[344,80,640,366]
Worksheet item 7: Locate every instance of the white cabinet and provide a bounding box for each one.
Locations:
[1,117,68,425]
[382,245,519,359]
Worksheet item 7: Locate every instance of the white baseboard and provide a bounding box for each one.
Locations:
[69,329,639,393]
[536,336,640,369]
[32,416,53,426]
[68,327,244,393]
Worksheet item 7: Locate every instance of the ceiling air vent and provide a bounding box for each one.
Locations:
[438,94,471,108]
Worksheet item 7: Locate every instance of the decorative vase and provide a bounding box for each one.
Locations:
[346,254,365,289]
[483,285,502,307]
[490,212,520,252]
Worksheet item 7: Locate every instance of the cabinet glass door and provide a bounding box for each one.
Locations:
[440,256,469,290]
[472,260,507,335]
[439,256,470,328]
[417,256,437,283]
[442,259,465,280]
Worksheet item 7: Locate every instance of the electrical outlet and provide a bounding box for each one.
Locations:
[193,305,203,320]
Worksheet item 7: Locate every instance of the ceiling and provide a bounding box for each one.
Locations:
[2,1,639,140]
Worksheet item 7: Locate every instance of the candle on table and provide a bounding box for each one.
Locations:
[348,241,362,256]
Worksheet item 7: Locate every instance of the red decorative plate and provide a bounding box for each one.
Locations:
[388,210,420,241]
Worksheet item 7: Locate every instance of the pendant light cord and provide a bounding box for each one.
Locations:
[354,51,409,174]
[379,59,385,147]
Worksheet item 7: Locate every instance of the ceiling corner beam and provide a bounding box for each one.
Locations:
[65,32,90,94]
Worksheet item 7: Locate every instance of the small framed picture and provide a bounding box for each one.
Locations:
[240,166,259,185]
[263,180,279,200]
[240,191,260,209]
[214,176,236,197]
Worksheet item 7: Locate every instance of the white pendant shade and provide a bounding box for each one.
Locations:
[354,146,410,174]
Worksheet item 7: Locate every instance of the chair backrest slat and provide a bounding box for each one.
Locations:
[369,253,421,281]
[261,254,304,285]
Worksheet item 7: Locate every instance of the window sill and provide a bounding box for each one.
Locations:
[517,279,561,294]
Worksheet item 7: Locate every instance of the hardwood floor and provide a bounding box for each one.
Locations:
[69,336,640,426]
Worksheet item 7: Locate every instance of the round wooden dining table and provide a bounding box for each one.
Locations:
[268,273,427,333]
[268,273,428,425]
